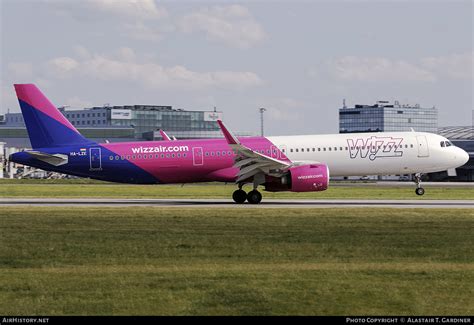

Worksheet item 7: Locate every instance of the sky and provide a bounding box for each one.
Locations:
[1,0,472,135]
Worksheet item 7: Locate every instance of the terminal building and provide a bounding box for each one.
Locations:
[339,100,438,133]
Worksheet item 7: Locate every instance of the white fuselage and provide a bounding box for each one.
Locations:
[268,131,469,176]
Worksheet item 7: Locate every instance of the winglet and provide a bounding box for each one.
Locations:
[159,129,172,141]
[217,120,240,145]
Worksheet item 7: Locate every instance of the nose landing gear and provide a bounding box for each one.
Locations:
[414,173,425,196]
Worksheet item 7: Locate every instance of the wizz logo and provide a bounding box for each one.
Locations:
[347,136,404,161]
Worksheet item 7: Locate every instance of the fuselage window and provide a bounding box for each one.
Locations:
[177,153,181,158]
[282,149,286,153]
[115,156,120,160]
[143,155,147,159]
[345,147,348,151]
[306,148,310,152]
[301,148,304,152]
[323,148,326,151]
[138,155,142,159]
[405,144,408,148]
[340,147,343,151]
[223,151,227,155]
[155,154,159,159]
[211,152,215,156]
[295,149,299,152]
[183,153,187,158]
[109,156,113,161]
[328,147,332,151]
[334,147,337,151]
[318,148,321,152]
[161,154,165,158]
[126,155,131,160]
[410,144,414,148]
[312,148,315,152]
[205,152,209,156]
[290,149,293,153]
[446,141,452,147]
[166,154,170,158]
[216,151,220,156]
[132,155,136,160]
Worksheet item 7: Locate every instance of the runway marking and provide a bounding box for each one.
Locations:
[0,198,473,209]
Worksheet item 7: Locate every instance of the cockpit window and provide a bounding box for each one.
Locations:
[441,141,453,148]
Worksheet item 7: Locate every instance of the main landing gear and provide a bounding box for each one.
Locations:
[414,173,425,196]
[232,187,262,204]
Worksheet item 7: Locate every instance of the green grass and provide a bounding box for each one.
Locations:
[0,207,473,315]
[1,181,473,199]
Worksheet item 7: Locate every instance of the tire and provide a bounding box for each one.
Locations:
[232,189,247,204]
[415,187,425,196]
[247,190,262,204]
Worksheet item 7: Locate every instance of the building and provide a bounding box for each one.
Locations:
[1,105,224,140]
[339,100,438,133]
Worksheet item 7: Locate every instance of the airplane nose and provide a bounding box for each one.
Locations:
[455,148,469,166]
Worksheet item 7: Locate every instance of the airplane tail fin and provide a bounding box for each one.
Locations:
[14,84,92,149]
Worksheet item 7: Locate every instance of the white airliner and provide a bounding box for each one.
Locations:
[10,84,470,204]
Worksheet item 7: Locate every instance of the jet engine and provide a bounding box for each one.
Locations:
[265,163,330,192]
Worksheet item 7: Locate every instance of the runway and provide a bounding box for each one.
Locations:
[1,198,473,208]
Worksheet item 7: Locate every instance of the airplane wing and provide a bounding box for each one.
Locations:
[217,120,291,183]
[159,129,172,141]
[25,151,68,166]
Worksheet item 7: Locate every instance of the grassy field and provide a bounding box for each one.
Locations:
[1,179,473,199]
[0,207,473,315]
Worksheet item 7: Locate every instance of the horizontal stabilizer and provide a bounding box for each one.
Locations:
[25,151,69,166]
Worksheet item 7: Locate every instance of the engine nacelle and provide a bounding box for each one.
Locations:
[265,163,330,192]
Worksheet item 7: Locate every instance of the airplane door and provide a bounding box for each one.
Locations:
[416,136,429,157]
[192,147,203,166]
[90,148,102,170]
[270,145,279,159]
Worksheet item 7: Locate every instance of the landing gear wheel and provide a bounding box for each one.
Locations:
[232,189,247,204]
[247,190,262,204]
[415,187,425,196]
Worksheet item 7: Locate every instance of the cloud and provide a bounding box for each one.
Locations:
[87,0,168,20]
[260,97,306,122]
[315,52,473,83]
[47,0,168,21]
[179,5,266,49]
[322,56,436,82]
[44,0,168,42]
[7,62,34,80]
[43,48,264,90]
[46,57,80,78]
[123,22,164,42]
[421,52,474,80]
